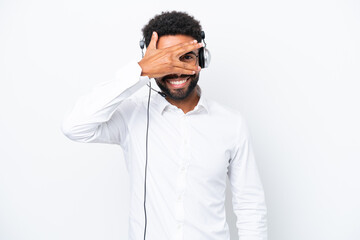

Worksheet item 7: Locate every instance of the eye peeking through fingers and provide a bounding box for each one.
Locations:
[179,51,198,65]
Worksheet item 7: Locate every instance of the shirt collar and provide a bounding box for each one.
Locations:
[153,85,209,115]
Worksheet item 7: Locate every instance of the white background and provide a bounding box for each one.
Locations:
[1,0,359,239]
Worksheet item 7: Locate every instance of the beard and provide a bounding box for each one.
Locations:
[155,72,200,101]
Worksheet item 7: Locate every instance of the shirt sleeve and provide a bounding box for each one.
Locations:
[61,60,150,147]
[227,116,268,240]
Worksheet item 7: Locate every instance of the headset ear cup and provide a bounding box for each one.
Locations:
[203,47,211,68]
[199,47,204,68]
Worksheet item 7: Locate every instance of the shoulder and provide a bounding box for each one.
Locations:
[205,97,251,137]
[113,95,146,121]
[206,98,246,121]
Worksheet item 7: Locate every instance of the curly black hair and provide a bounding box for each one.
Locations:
[142,11,203,48]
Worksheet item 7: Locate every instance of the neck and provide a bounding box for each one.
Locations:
[165,86,200,114]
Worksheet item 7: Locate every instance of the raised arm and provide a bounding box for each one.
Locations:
[61,61,149,146]
[61,32,203,146]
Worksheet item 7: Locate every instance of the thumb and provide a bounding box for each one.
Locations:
[148,31,158,50]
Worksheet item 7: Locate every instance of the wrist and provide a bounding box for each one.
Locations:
[137,60,146,76]
[138,61,152,77]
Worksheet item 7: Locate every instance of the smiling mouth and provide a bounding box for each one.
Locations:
[166,76,191,89]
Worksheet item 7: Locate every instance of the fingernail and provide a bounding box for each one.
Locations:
[198,66,201,70]
[192,71,196,74]
[153,31,156,35]
[193,40,197,43]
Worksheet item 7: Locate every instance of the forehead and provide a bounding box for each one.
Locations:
[157,34,196,49]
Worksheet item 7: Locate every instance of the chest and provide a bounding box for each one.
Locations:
[127,112,235,181]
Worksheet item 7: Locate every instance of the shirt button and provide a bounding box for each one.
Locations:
[177,223,183,229]
[177,195,182,200]
[181,166,185,171]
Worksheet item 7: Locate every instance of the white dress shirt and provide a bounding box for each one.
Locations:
[61,61,267,240]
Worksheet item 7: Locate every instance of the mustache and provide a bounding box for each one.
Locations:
[162,73,195,81]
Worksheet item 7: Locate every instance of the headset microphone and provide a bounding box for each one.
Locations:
[157,91,167,98]
[146,83,167,97]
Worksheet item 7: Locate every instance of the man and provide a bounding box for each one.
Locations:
[61,11,267,240]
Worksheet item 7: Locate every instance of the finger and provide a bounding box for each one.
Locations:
[165,39,196,50]
[147,31,158,50]
[171,67,197,76]
[174,42,204,57]
[173,61,201,72]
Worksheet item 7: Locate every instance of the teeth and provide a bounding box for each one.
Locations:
[169,79,187,85]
